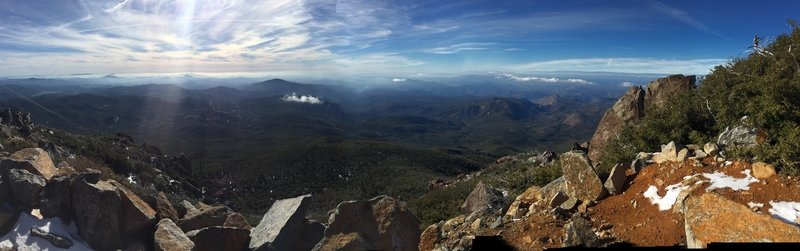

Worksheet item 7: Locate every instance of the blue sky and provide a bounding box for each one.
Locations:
[0,0,798,77]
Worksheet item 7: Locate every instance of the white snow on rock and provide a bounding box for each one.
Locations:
[0,212,93,250]
[702,170,758,191]
[768,201,800,225]
[643,183,686,211]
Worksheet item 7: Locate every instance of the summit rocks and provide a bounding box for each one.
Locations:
[588,75,695,162]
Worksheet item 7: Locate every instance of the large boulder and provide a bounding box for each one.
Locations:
[186,226,250,251]
[560,152,606,201]
[683,193,800,248]
[108,180,157,239]
[4,148,56,180]
[8,168,45,208]
[71,180,125,251]
[249,194,322,251]
[315,196,420,251]
[459,181,505,214]
[644,74,695,109]
[154,219,194,251]
[588,86,645,161]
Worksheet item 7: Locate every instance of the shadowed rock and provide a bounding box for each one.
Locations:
[187,226,250,251]
[250,194,321,251]
[315,196,420,251]
[8,168,45,208]
[460,181,505,214]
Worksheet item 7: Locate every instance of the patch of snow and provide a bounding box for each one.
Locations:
[768,201,800,225]
[0,212,93,250]
[643,183,685,211]
[127,173,137,184]
[723,160,733,166]
[702,170,758,191]
[748,202,764,209]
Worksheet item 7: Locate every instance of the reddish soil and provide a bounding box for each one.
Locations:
[493,210,566,250]
[590,158,800,247]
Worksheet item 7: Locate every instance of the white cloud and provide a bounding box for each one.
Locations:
[392,78,407,82]
[620,81,635,87]
[425,42,494,54]
[499,73,593,84]
[513,58,726,75]
[282,92,323,104]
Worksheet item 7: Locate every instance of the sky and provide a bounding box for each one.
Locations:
[0,0,798,77]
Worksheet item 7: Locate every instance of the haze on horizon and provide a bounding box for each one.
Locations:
[0,0,798,78]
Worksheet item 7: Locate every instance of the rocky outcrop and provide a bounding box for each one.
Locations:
[588,86,645,161]
[560,151,606,201]
[187,226,250,251]
[154,219,194,251]
[8,168,45,208]
[2,148,57,180]
[315,196,420,251]
[644,74,695,109]
[683,193,800,248]
[460,181,505,214]
[250,194,322,251]
[589,75,695,162]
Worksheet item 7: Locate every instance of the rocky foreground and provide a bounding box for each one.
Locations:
[420,142,800,250]
[0,145,424,251]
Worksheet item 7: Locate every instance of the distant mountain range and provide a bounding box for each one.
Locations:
[0,76,621,215]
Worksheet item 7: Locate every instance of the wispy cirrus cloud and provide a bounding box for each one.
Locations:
[424,42,495,54]
[650,1,723,37]
[0,0,748,76]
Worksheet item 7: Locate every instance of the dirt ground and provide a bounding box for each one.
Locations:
[590,158,800,247]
